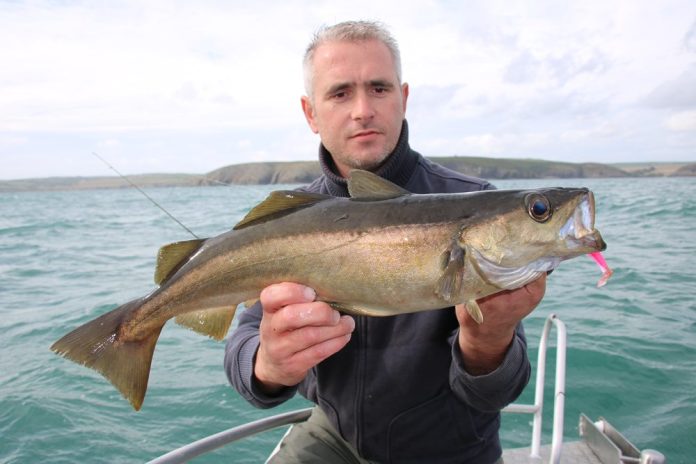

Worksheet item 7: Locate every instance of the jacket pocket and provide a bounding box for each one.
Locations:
[316,395,344,438]
[387,389,484,463]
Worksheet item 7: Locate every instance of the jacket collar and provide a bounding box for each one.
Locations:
[318,120,418,197]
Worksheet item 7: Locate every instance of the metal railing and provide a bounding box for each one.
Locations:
[503,313,567,463]
[148,314,568,464]
[147,408,313,464]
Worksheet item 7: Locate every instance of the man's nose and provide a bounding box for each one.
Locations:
[351,92,375,121]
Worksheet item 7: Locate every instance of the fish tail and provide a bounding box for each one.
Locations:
[50,298,162,411]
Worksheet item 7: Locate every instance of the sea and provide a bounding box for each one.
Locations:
[1,177,694,463]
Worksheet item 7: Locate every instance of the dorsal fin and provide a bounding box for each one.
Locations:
[233,190,330,230]
[155,239,206,285]
[347,170,410,200]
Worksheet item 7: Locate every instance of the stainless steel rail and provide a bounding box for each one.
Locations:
[503,313,567,463]
[147,408,313,464]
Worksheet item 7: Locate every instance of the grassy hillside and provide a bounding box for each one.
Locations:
[429,157,628,179]
[204,162,322,185]
[201,156,632,185]
[2,158,693,192]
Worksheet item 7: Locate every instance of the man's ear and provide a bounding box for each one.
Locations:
[401,82,410,113]
[301,96,319,134]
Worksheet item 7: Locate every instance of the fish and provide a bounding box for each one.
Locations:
[51,170,607,410]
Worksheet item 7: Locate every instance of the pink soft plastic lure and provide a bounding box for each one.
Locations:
[589,251,613,287]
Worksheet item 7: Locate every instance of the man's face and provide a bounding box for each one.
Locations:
[301,39,409,178]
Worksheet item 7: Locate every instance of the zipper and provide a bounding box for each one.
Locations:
[353,315,367,453]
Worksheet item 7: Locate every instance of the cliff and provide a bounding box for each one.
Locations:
[200,157,632,186]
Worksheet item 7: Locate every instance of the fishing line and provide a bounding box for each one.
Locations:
[91,152,200,239]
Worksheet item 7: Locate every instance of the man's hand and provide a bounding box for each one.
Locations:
[455,274,546,375]
[254,282,355,394]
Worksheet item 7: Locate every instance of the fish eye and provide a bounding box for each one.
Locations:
[527,194,552,222]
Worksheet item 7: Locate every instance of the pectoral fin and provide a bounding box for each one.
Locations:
[436,246,466,303]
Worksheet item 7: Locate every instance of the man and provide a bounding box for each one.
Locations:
[225,20,545,463]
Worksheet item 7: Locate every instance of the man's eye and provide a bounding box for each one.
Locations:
[372,86,391,96]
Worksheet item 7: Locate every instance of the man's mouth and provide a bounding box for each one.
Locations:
[350,130,381,139]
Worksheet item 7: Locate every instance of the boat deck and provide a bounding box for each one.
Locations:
[504,441,603,464]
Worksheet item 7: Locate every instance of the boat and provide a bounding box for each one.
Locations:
[147,315,666,464]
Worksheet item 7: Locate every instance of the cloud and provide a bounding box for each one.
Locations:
[643,65,696,109]
[504,48,610,86]
[1,0,696,179]
[454,131,552,157]
[0,1,311,133]
[503,51,541,84]
[665,111,696,131]
[684,18,696,52]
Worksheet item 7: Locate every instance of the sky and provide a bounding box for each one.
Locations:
[1,0,695,180]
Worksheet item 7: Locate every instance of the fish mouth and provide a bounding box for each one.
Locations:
[559,191,606,251]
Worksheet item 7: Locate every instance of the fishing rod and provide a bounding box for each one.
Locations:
[91,152,200,239]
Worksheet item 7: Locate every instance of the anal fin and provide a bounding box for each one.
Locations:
[174,305,238,340]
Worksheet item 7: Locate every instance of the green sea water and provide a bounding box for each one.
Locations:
[1,177,694,463]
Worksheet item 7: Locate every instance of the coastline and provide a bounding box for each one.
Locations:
[1,158,693,192]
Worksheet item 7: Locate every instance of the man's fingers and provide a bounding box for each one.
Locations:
[288,314,355,352]
[255,282,356,388]
[260,282,316,313]
[286,317,354,367]
[265,315,355,358]
[271,302,342,332]
[523,273,547,306]
[257,315,354,387]
[260,283,344,333]
[293,332,353,367]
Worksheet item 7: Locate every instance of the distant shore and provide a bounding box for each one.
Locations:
[1,158,694,192]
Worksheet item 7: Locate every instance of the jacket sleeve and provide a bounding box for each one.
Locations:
[448,322,531,412]
[445,171,532,410]
[223,301,297,408]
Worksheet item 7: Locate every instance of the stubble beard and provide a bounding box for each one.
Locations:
[337,151,391,173]
[332,137,397,175]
